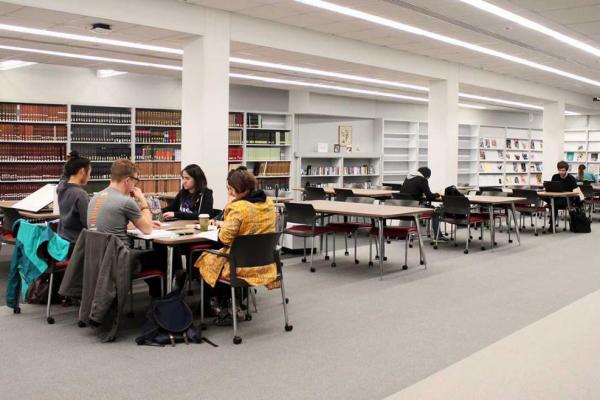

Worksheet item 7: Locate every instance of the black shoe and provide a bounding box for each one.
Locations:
[436,236,450,242]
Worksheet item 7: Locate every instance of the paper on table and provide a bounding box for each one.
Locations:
[127,229,177,240]
[197,229,219,242]
[13,184,56,212]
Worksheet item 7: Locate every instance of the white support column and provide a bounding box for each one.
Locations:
[428,78,459,190]
[542,101,565,180]
[181,9,230,206]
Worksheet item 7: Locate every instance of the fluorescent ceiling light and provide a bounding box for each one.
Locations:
[458,103,486,110]
[457,92,543,110]
[564,111,581,116]
[459,0,600,58]
[97,69,128,78]
[0,59,36,70]
[0,23,183,55]
[0,44,182,71]
[294,0,600,88]
[230,57,428,92]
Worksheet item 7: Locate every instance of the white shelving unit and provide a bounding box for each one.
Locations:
[457,124,479,186]
[564,115,600,176]
[381,119,426,185]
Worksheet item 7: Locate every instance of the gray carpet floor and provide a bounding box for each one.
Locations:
[1,224,599,400]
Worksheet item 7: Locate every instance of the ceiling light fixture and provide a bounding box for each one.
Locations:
[459,0,600,58]
[294,0,600,87]
[458,103,487,110]
[0,59,37,70]
[564,111,581,116]
[458,93,543,110]
[0,23,183,55]
[97,69,128,78]
[0,44,183,71]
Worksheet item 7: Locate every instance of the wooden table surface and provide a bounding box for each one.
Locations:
[295,187,398,198]
[537,191,581,198]
[0,201,59,220]
[143,220,216,245]
[300,200,429,218]
[466,195,527,205]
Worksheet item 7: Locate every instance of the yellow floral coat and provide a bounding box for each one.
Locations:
[195,196,277,288]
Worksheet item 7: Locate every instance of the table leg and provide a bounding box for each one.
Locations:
[378,218,385,280]
[565,197,572,231]
[510,203,521,245]
[167,246,174,293]
[488,206,495,249]
[413,215,427,269]
[551,198,556,234]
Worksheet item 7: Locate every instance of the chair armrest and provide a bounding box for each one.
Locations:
[203,249,230,259]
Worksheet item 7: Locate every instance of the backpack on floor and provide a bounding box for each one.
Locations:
[569,210,591,233]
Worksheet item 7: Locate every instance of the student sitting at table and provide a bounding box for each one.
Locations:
[195,168,276,325]
[547,161,580,228]
[577,164,597,183]
[57,151,91,248]
[87,159,163,296]
[162,164,214,220]
[400,167,445,240]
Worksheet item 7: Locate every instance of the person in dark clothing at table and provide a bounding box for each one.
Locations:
[400,167,440,202]
[162,164,213,220]
[547,161,580,229]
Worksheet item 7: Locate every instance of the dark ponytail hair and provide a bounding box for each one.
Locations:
[64,151,91,178]
[182,164,208,204]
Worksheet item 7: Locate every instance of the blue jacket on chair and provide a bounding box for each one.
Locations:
[6,219,70,309]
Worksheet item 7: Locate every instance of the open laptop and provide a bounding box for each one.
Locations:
[543,181,566,193]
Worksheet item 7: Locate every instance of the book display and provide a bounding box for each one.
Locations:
[563,116,600,176]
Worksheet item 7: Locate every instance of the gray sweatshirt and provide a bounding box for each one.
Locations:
[57,182,89,243]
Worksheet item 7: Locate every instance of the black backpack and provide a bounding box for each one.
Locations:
[569,209,591,233]
[135,288,216,347]
[444,185,464,197]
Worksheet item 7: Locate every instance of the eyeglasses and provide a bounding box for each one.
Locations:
[128,176,140,185]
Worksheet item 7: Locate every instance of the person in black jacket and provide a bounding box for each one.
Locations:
[547,161,580,229]
[400,167,440,202]
[162,164,213,220]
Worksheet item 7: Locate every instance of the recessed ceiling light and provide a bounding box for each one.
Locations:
[0,59,36,70]
[0,23,183,55]
[96,69,128,78]
[0,44,182,71]
[294,0,600,87]
[459,0,600,58]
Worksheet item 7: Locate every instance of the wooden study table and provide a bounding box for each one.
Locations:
[537,191,581,234]
[466,195,526,249]
[0,201,59,221]
[299,200,429,279]
[294,187,398,199]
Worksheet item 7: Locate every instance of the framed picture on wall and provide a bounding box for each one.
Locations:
[338,125,352,146]
[333,144,341,153]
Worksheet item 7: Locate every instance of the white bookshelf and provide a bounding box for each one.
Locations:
[457,124,479,186]
[382,119,426,185]
[564,115,600,176]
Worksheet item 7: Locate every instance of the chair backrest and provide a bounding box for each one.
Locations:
[511,189,539,205]
[383,183,403,191]
[333,188,354,201]
[284,203,316,226]
[304,186,327,201]
[579,184,594,199]
[479,190,507,197]
[346,196,375,204]
[384,199,420,207]
[392,192,417,200]
[478,186,502,192]
[229,232,282,275]
[442,196,471,215]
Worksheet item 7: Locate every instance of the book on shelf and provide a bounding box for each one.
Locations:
[0,143,66,161]
[246,113,263,129]
[228,163,243,171]
[566,152,574,161]
[246,130,290,145]
[0,103,67,122]
[590,153,598,162]
[228,147,243,160]
[480,150,486,160]
[0,123,67,141]
[71,105,131,124]
[253,161,290,177]
[135,146,181,161]
[72,144,130,161]
[0,164,62,181]
[228,129,243,145]
[257,178,289,192]
[0,182,46,201]
[343,164,374,175]
[229,112,244,128]
[136,109,181,126]
[303,165,340,176]
[576,152,586,162]
[139,179,180,193]
[497,150,504,160]
[246,147,285,160]
[137,161,181,178]
[135,128,180,143]
[72,125,131,142]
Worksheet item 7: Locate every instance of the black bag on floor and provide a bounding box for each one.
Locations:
[569,210,591,233]
[444,185,464,197]
[135,288,216,347]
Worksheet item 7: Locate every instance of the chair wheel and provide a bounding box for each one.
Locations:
[13,307,20,314]
[310,267,316,273]
[368,261,373,267]
[433,245,438,250]
[127,311,135,318]
[481,247,485,251]
[233,336,242,345]
[324,255,330,260]
[47,316,55,324]
[409,244,413,248]
[77,320,86,328]
[375,255,379,260]
[420,260,424,265]
[245,314,252,321]
[387,240,391,244]
[285,324,293,332]
[344,251,349,256]
[454,243,458,247]
[331,262,336,267]
[402,265,408,270]
[464,249,469,254]
[301,257,307,263]
[534,233,538,236]
[354,259,359,264]
[508,240,513,243]
[285,298,289,304]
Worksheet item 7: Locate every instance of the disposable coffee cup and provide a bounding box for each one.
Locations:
[198,214,210,231]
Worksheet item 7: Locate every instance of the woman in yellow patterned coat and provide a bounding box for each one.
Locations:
[195,169,276,323]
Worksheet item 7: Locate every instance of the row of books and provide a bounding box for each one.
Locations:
[71,126,131,142]
[135,146,181,161]
[228,147,243,160]
[137,161,181,178]
[0,103,67,122]
[228,163,243,171]
[253,161,291,177]
[0,124,67,141]
[0,144,65,161]
[135,129,181,143]
[302,166,340,176]
[246,113,263,128]
[480,150,539,161]
[71,105,131,124]
[136,109,181,126]
[246,131,290,144]
[257,179,289,192]
[229,129,243,145]
[90,164,112,180]
[0,164,63,181]
[139,179,180,193]
[344,165,376,176]
[506,139,529,150]
[71,145,130,161]
[565,152,587,162]
[229,112,244,128]
[246,147,285,161]
[0,183,45,201]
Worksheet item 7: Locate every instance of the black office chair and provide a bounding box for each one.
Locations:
[579,184,595,220]
[304,186,327,201]
[435,196,485,254]
[392,193,417,201]
[200,232,292,345]
[333,188,354,202]
[512,189,546,235]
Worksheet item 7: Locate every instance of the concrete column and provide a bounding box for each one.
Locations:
[428,78,459,190]
[542,101,565,180]
[181,9,230,206]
